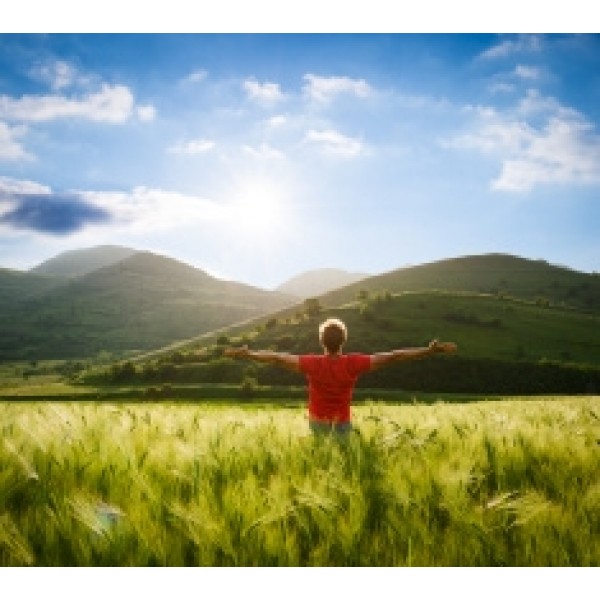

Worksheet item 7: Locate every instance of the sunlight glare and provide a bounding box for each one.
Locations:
[227,179,290,245]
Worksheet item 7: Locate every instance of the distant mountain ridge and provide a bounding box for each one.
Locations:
[276,268,369,298]
[30,245,139,278]
[1,249,598,361]
[0,248,294,360]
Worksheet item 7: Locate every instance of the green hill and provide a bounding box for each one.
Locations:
[30,245,139,278]
[0,268,65,308]
[234,292,600,367]
[109,253,600,394]
[95,289,600,394]
[0,251,294,360]
[320,254,600,314]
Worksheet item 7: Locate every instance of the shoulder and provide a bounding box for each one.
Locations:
[299,354,321,371]
[346,353,372,372]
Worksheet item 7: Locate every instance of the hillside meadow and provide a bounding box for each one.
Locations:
[93,290,600,395]
[1,396,598,566]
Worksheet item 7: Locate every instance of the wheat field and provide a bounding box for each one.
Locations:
[1,397,599,566]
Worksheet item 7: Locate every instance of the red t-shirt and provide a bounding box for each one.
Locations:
[298,353,372,423]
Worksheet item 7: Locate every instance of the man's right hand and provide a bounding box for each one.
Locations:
[429,340,458,354]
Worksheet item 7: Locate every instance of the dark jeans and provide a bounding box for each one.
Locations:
[309,420,353,435]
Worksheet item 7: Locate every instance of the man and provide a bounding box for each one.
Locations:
[225,317,457,433]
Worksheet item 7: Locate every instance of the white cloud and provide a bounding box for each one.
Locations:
[303,74,372,103]
[167,139,216,155]
[137,105,156,122]
[494,117,600,191]
[0,122,32,160]
[304,129,365,158]
[266,114,287,127]
[0,84,135,123]
[243,143,285,160]
[517,89,580,121]
[488,82,516,95]
[184,69,208,84]
[515,65,541,80]
[243,79,284,103]
[83,186,224,233]
[0,177,49,224]
[0,176,50,195]
[479,35,543,60]
[30,60,79,90]
[444,92,600,192]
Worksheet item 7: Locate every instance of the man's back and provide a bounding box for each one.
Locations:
[299,353,371,423]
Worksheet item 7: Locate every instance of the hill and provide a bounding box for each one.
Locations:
[320,254,600,314]
[30,245,139,278]
[0,250,294,360]
[106,253,600,394]
[91,290,600,394]
[0,268,65,309]
[275,268,369,298]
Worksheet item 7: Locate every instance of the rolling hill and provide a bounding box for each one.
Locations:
[0,250,294,360]
[275,268,369,298]
[94,289,600,394]
[0,268,65,309]
[319,253,600,314]
[109,253,600,394]
[30,245,139,278]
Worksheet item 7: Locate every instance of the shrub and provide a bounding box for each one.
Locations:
[240,376,258,398]
[304,298,322,317]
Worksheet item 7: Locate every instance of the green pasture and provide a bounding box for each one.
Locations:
[250,291,600,366]
[1,396,598,566]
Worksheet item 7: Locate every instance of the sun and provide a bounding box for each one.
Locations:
[226,179,290,243]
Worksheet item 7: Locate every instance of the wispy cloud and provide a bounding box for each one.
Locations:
[444,91,600,192]
[303,74,372,103]
[243,143,285,160]
[84,186,223,233]
[167,139,216,155]
[517,89,580,120]
[0,122,32,160]
[515,65,541,80]
[27,59,93,91]
[488,82,516,95]
[266,114,287,128]
[0,176,50,195]
[0,84,137,123]
[304,129,365,158]
[184,69,208,84]
[479,35,543,60]
[243,79,284,103]
[136,105,156,122]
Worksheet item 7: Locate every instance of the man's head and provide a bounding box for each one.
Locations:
[318,318,347,354]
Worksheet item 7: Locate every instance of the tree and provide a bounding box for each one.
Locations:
[110,361,136,383]
[240,375,258,398]
[216,334,230,346]
[304,297,322,317]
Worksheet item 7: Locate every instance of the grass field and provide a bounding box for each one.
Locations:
[1,396,599,566]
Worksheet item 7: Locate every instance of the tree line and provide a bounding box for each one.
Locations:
[96,354,599,395]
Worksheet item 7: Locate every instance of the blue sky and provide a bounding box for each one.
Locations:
[1,33,599,288]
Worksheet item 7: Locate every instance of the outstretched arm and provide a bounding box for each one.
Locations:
[224,345,300,372]
[369,340,457,371]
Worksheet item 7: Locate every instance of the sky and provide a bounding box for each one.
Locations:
[1,30,599,289]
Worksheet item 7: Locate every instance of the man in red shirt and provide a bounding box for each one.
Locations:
[225,317,456,433]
